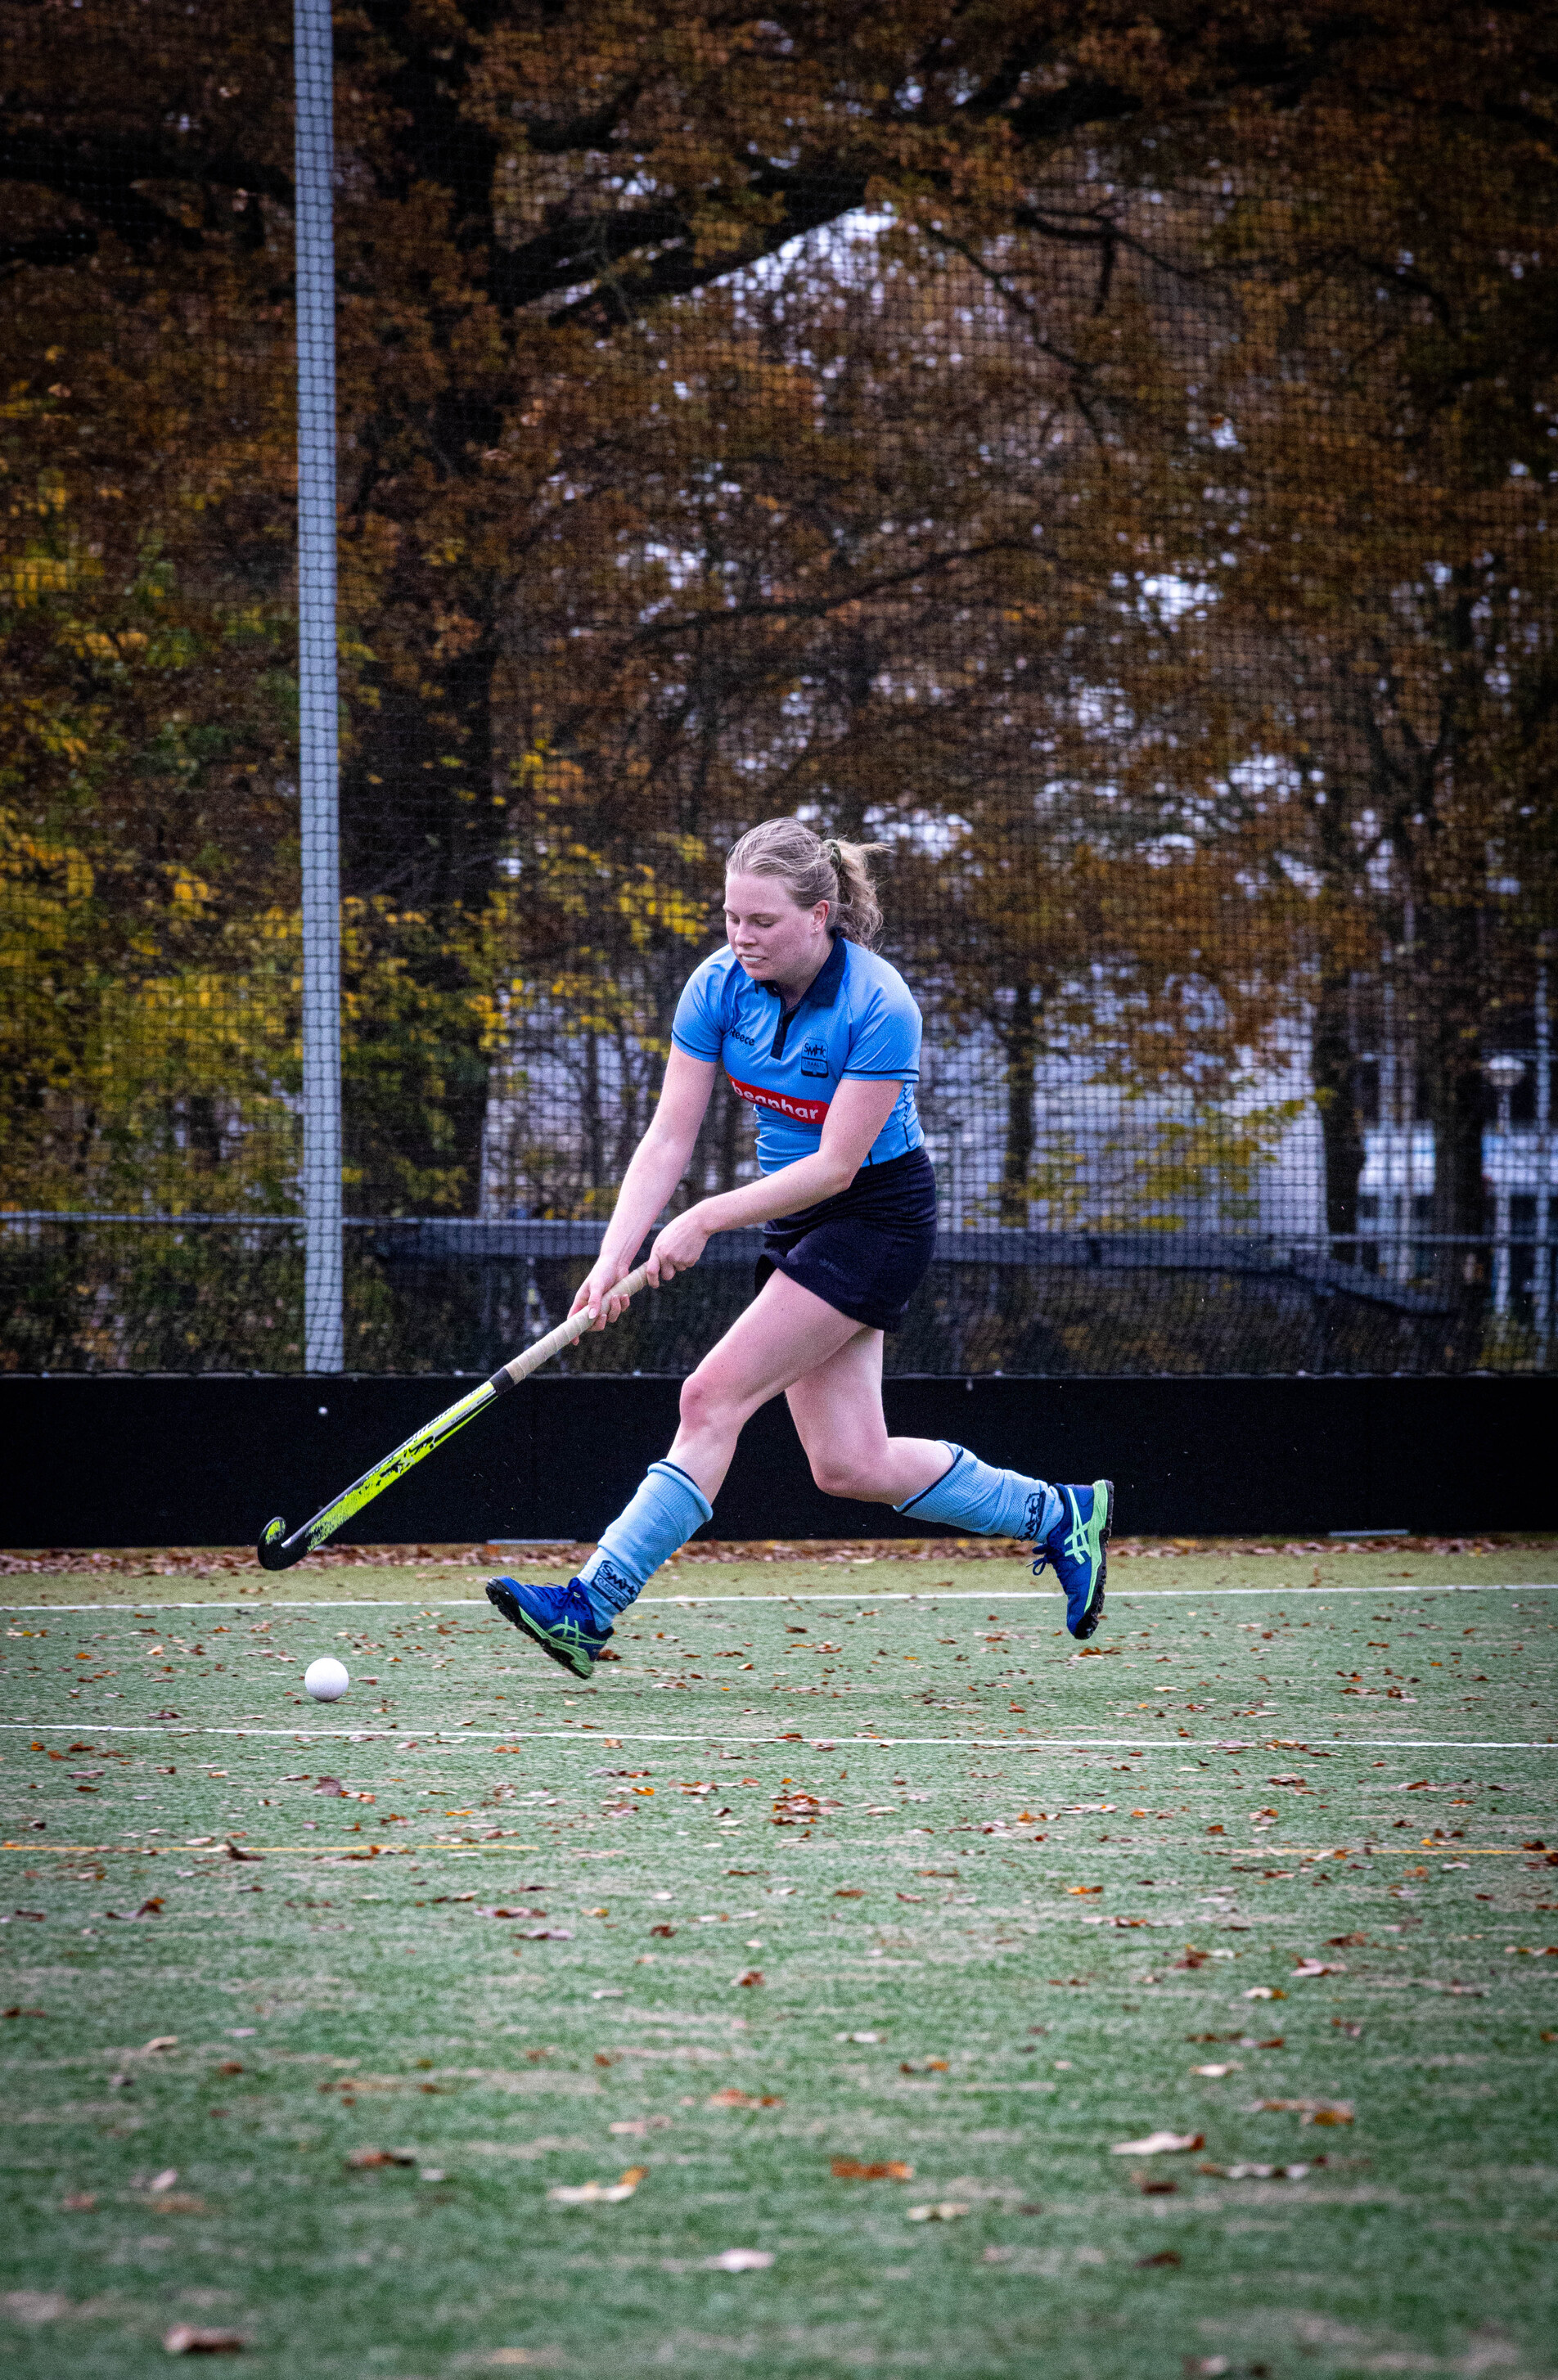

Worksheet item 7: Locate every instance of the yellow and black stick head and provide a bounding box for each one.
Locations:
[258,1514,306,1572]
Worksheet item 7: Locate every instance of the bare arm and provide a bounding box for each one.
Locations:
[698,1078,903,1232]
[570,1048,716,1325]
[643,1077,905,1283]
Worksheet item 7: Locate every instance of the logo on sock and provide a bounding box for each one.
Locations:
[589,1559,638,1611]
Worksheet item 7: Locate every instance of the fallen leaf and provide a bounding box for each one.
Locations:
[772,1790,840,1824]
[834,1887,864,1899]
[1326,1933,1369,1947]
[707,2089,783,2110]
[1066,1885,1104,1896]
[547,2166,646,2206]
[907,2201,970,2221]
[1192,2063,1239,2077]
[223,1843,262,1864]
[1292,1958,1345,1978]
[1256,2098,1353,2124]
[1111,2131,1204,2157]
[1132,2172,1178,2194]
[1185,2361,1229,2378]
[61,2192,96,2211]
[703,2248,773,2272]
[1172,1948,1209,1970]
[1242,1987,1285,2002]
[732,1967,763,1986]
[1137,2249,1182,2266]
[478,1906,549,1920]
[149,2168,179,2193]
[162,2326,246,2354]
[649,1923,677,1937]
[345,2148,416,2169]
[144,2036,178,2052]
[313,1779,346,1797]
[831,2157,913,2181]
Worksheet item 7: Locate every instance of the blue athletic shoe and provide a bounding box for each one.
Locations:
[1030,1480,1113,1639]
[485,1576,612,1680]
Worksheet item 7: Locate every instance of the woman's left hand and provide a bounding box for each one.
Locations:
[646,1204,712,1283]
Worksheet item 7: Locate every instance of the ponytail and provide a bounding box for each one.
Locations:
[725,817,886,947]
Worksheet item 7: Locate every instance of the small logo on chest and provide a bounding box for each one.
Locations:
[799,1037,830,1078]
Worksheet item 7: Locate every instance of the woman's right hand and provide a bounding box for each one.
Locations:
[569,1257,634,1334]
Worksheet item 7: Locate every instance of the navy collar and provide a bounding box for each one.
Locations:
[768,932,847,1015]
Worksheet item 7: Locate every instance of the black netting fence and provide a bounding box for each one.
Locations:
[3,3,1555,1376]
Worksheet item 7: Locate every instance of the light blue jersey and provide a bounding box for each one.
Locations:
[672,936,925,1173]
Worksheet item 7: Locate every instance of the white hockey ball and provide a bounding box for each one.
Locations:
[304,1657,350,1703]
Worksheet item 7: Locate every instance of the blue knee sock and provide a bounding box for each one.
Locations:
[578,1460,714,1626]
[893,1443,1059,1541]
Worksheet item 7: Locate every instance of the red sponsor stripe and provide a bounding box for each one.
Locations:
[726,1072,831,1127]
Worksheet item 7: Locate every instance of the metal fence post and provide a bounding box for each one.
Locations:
[294,0,343,1372]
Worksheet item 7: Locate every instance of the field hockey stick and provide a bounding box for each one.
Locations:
[256,1258,662,1572]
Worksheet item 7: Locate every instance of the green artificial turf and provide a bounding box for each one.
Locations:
[3,1556,1556,2378]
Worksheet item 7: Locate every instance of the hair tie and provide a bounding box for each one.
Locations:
[826,837,842,868]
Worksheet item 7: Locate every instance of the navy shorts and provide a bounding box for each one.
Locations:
[754,1146,938,1333]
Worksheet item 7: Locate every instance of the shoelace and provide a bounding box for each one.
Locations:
[1029,1490,1087,1581]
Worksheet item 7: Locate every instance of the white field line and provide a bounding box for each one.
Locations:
[5,1581,1558,1613]
[0,1721,1552,1749]
[0,1841,1535,1860]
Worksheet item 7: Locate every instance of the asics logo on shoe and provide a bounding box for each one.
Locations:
[1025,1480,1113,1640]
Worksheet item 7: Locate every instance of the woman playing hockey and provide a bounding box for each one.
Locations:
[486,817,1111,1675]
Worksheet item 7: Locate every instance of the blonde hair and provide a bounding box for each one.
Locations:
[723,817,885,948]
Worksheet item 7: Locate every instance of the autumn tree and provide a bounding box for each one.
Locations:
[1159,7,1558,1335]
[4,0,1555,1392]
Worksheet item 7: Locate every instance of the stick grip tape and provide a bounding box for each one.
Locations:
[493,1257,658,1390]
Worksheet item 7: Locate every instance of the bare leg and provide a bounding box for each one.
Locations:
[666,1269,870,1501]
[783,1327,951,1506]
